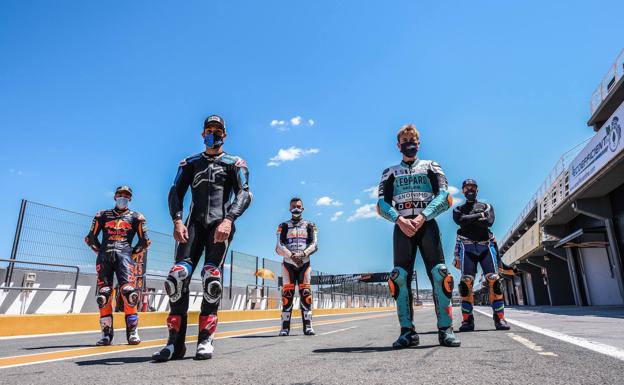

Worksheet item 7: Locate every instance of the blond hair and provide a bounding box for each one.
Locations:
[396,124,420,142]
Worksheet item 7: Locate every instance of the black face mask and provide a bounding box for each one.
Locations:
[291,208,303,219]
[465,190,477,202]
[400,141,418,158]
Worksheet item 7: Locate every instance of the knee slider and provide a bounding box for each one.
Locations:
[201,264,222,304]
[165,262,191,303]
[282,283,295,307]
[121,284,139,307]
[299,286,312,306]
[388,267,408,300]
[431,264,454,299]
[486,273,503,295]
[458,275,474,297]
[96,286,112,309]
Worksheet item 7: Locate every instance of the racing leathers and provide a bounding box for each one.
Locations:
[275,218,318,335]
[377,159,459,347]
[453,200,510,330]
[154,151,251,361]
[85,208,150,345]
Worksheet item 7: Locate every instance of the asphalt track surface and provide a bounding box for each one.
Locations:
[0,306,623,385]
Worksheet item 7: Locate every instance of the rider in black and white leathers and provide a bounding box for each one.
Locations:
[275,200,318,336]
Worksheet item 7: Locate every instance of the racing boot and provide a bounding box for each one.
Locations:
[195,336,214,360]
[125,314,140,345]
[195,315,217,360]
[392,327,420,349]
[493,313,511,331]
[152,315,187,362]
[459,315,475,332]
[302,310,315,336]
[278,311,291,336]
[438,326,461,347]
[96,315,114,346]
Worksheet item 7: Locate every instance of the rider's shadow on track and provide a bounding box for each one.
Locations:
[24,344,93,350]
[76,356,192,366]
[313,344,438,353]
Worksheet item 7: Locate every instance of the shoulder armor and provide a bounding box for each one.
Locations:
[179,153,203,167]
[221,153,244,166]
[381,165,399,180]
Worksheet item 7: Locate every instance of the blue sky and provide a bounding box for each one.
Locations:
[1,1,623,287]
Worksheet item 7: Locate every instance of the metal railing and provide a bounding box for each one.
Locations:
[499,137,591,247]
[591,49,624,115]
[3,199,396,313]
[1,259,80,314]
[244,284,281,310]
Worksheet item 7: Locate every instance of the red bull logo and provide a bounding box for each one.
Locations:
[104,220,132,230]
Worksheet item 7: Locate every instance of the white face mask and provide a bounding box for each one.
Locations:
[115,197,129,209]
[290,208,303,218]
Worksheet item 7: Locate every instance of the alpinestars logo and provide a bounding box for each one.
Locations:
[193,165,225,187]
[607,116,621,152]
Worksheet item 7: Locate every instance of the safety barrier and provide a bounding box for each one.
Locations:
[0,259,80,314]
[0,307,397,338]
[2,200,395,315]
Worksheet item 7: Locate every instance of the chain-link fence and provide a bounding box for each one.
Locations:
[3,200,394,311]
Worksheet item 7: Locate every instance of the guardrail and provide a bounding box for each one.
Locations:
[0,258,80,314]
[242,284,393,311]
[591,49,624,116]
[499,137,590,247]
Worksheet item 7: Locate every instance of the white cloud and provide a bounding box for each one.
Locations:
[353,198,361,205]
[330,211,344,221]
[347,204,378,222]
[267,147,320,166]
[300,181,306,185]
[316,196,342,206]
[270,116,315,131]
[363,185,379,199]
[270,120,286,127]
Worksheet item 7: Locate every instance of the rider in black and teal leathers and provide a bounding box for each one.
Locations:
[378,150,460,348]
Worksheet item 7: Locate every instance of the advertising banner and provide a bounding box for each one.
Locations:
[569,101,624,193]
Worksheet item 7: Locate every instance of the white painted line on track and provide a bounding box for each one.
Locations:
[0,312,392,370]
[474,308,624,361]
[0,311,393,341]
[0,326,283,370]
[506,333,557,357]
[319,326,356,335]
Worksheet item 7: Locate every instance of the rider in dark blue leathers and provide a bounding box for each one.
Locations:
[453,179,510,331]
[377,124,460,348]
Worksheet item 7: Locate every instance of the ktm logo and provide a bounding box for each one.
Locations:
[104,220,132,230]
